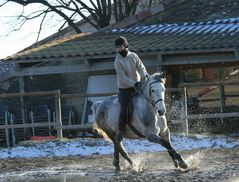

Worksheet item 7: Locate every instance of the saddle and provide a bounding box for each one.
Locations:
[123,92,145,138]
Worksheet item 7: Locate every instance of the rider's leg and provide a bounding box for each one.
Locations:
[115,87,134,142]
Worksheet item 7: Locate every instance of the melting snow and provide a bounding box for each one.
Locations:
[0,134,238,159]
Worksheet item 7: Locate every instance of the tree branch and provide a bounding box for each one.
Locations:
[35,9,49,47]
[8,0,81,33]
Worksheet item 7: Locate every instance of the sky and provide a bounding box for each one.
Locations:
[0,1,84,59]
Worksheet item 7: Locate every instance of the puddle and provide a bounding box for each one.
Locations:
[0,172,101,182]
[30,173,98,182]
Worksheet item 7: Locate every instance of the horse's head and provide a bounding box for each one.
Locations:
[143,72,166,116]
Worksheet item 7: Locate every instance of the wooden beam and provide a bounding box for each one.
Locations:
[0,122,56,129]
[183,87,189,134]
[179,80,239,87]
[15,62,114,76]
[234,48,239,61]
[19,76,27,138]
[0,122,93,132]
[13,59,162,76]
[0,90,59,98]
[55,123,93,131]
[171,112,239,123]
[161,52,236,65]
[84,59,91,67]
[55,90,63,138]
[181,112,239,120]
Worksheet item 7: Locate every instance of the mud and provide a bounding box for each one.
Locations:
[0,147,238,182]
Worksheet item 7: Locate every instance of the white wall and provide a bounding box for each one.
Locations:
[85,75,117,123]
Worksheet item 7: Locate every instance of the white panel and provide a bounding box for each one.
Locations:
[86,75,117,123]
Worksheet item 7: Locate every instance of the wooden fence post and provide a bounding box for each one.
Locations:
[55,90,63,138]
[5,111,10,148]
[183,86,189,134]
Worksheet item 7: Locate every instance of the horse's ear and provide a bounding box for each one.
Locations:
[161,71,166,79]
[160,71,166,84]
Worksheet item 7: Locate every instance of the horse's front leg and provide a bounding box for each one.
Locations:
[147,134,188,169]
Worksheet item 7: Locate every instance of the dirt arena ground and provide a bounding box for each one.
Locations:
[0,146,238,182]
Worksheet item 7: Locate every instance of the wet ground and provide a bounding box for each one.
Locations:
[0,147,238,182]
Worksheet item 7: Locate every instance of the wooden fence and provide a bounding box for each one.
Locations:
[0,90,119,147]
[1,80,239,147]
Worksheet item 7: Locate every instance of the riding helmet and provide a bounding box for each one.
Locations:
[115,36,130,48]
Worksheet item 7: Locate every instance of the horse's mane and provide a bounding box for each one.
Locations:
[150,72,166,84]
[140,72,166,93]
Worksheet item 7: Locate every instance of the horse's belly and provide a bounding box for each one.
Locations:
[124,127,142,139]
[106,103,120,130]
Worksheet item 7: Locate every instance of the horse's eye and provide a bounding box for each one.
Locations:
[151,89,155,93]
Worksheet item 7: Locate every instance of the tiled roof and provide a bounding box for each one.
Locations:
[3,18,239,61]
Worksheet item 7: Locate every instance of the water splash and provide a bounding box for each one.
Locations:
[122,154,147,173]
[185,151,203,171]
[132,155,146,173]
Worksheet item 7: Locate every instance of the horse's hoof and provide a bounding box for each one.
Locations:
[173,159,188,170]
[115,166,121,172]
[179,160,188,169]
[173,160,179,169]
[177,166,190,173]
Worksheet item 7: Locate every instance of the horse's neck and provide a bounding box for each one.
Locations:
[133,91,156,114]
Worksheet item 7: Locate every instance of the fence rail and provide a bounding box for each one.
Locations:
[1,79,239,147]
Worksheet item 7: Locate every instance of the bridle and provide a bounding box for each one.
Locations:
[140,80,164,107]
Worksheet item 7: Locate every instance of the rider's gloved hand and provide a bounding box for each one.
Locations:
[134,82,142,92]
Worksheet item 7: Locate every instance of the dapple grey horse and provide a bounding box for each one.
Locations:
[93,73,188,171]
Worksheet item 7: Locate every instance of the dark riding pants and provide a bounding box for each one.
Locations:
[118,87,135,132]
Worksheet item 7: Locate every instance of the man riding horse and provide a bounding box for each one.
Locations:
[114,36,149,143]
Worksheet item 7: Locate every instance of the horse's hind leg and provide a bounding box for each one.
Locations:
[113,142,120,171]
[117,142,133,166]
[113,140,133,171]
[147,134,188,169]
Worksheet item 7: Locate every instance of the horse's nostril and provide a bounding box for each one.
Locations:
[158,110,164,116]
[158,110,165,116]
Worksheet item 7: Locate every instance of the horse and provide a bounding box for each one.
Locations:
[92,72,188,171]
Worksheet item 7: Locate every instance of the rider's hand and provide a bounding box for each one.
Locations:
[134,82,141,92]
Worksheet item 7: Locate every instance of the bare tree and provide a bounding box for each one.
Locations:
[1,0,142,36]
[138,0,166,10]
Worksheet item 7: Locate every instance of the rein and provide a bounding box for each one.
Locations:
[140,80,164,107]
[127,79,165,138]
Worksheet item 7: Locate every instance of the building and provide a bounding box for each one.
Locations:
[1,17,239,137]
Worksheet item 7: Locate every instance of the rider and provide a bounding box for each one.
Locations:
[114,36,149,142]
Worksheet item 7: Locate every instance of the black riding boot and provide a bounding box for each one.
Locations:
[115,87,135,142]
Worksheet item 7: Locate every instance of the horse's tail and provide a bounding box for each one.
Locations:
[92,101,101,116]
[92,101,111,141]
